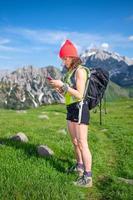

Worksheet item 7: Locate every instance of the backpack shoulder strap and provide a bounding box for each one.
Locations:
[75,65,91,81]
[80,66,91,99]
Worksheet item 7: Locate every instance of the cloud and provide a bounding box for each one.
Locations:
[0,45,29,52]
[101,43,110,50]
[5,27,68,44]
[0,36,31,53]
[1,27,133,57]
[5,27,132,49]
[1,26,133,70]
[0,55,12,60]
[128,35,133,41]
[0,38,10,45]
[5,27,103,46]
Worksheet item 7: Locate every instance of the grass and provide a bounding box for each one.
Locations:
[0,100,133,200]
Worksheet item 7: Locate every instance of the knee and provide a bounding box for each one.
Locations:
[77,139,88,150]
[72,138,78,147]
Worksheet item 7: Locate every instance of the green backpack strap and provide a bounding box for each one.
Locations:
[81,66,91,99]
[63,65,91,100]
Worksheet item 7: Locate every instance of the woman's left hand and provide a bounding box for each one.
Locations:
[50,80,64,88]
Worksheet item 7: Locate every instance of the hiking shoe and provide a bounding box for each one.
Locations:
[66,163,84,176]
[73,174,92,187]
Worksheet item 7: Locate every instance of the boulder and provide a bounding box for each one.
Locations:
[37,145,54,157]
[10,132,28,143]
[54,112,59,115]
[38,115,49,120]
[118,177,133,185]
[16,110,27,114]
[58,129,67,135]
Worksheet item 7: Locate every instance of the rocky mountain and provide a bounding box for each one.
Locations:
[0,49,132,110]
[81,48,133,87]
[0,65,64,109]
[0,69,11,79]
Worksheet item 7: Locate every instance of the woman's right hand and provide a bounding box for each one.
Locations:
[55,87,64,94]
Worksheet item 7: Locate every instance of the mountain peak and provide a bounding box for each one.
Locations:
[80,48,133,66]
[80,48,133,87]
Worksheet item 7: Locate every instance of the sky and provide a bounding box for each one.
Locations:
[0,0,133,70]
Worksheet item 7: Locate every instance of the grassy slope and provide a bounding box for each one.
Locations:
[0,100,133,200]
[105,81,129,101]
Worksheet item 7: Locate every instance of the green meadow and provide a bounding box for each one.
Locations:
[0,99,133,200]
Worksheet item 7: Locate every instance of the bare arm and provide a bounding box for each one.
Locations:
[66,68,87,100]
[49,68,87,100]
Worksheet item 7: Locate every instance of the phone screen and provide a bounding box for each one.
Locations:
[46,76,53,80]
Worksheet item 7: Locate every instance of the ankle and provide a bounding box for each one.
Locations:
[84,171,92,177]
[77,162,84,169]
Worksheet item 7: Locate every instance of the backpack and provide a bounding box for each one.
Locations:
[83,66,109,110]
[81,66,109,125]
[62,65,109,125]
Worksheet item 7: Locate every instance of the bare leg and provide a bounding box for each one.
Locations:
[67,120,83,164]
[75,123,92,172]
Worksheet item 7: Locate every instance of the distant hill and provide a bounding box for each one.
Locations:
[105,81,130,101]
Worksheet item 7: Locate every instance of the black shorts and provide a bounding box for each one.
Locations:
[66,100,90,125]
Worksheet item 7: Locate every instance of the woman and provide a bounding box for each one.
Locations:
[49,40,92,187]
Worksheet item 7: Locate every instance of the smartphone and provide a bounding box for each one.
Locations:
[46,76,53,81]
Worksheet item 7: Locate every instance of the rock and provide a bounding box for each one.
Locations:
[16,110,27,113]
[38,115,49,120]
[58,129,67,135]
[37,145,54,157]
[118,177,133,185]
[10,132,28,143]
[101,129,108,132]
[54,112,59,115]
[41,112,48,114]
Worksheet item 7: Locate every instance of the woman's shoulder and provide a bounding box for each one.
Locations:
[75,66,87,80]
[76,65,87,75]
